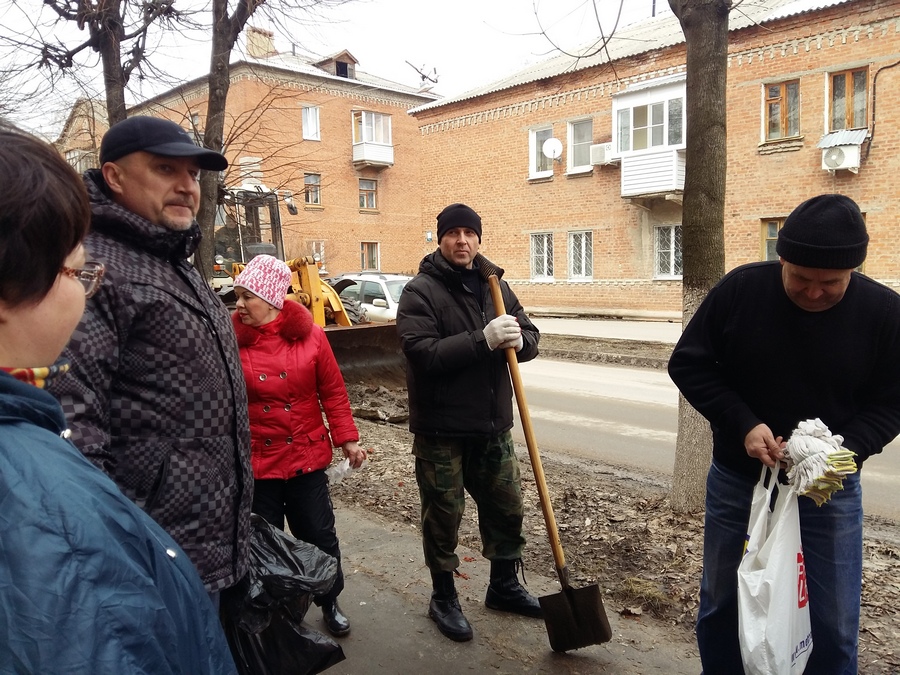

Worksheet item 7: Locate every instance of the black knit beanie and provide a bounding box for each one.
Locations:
[776,194,868,269]
[436,203,482,242]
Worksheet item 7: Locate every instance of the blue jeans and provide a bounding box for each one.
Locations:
[698,460,862,675]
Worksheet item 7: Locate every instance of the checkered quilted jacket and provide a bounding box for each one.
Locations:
[49,170,253,592]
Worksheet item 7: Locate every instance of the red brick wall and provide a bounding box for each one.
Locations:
[137,66,433,277]
[412,0,900,314]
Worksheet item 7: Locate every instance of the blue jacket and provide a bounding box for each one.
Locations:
[0,371,237,674]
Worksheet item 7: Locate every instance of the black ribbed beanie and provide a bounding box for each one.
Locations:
[776,194,868,269]
[436,203,482,242]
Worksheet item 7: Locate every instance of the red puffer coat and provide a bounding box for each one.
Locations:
[232,299,358,479]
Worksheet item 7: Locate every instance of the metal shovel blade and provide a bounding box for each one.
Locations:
[539,583,612,652]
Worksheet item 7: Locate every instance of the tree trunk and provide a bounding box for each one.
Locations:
[96,7,127,125]
[195,0,261,281]
[668,0,730,513]
[195,0,238,283]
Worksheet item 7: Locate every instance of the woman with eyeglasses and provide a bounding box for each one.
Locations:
[0,121,237,674]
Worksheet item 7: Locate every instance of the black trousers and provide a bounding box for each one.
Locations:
[252,470,344,605]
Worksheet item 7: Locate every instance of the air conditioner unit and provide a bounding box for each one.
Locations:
[590,142,618,166]
[821,145,860,173]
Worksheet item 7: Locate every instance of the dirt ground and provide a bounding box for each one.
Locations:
[337,338,900,674]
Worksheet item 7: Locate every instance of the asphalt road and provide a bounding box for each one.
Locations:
[514,358,900,523]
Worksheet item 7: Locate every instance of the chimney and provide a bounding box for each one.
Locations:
[247,27,276,59]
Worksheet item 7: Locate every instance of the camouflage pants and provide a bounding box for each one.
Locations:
[413,431,526,572]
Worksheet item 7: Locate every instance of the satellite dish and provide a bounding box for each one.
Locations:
[541,137,563,161]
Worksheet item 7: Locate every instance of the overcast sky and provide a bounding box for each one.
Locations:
[5,0,672,134]
[270,0,672,97]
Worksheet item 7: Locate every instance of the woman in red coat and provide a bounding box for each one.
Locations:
[231,254,367,637]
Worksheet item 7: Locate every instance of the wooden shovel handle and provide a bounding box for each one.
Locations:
[488,275,567,575]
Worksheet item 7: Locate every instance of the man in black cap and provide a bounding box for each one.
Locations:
[49,116,253,604]
[396,203,543,642]
[668,194,900,673]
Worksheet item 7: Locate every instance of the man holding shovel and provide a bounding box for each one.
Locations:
[396,203,543,642]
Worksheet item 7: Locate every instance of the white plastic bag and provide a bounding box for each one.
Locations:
[324,458,367,485]
[738,466,813,674]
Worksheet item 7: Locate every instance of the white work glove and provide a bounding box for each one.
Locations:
[784,418,857,506]
[483,314,521,351]
[498,332,524,352]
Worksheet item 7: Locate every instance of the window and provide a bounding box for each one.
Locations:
[618,97,683,152]
[568,119,593,172]
[304,173,321,205]
[529,127,553,179]
[359,280,386,305]
[765,80,800,140]
[655,225,682,278]
[359,179,377,209]
[302,106,320,141]
[530,233,554,280]
[352,111,392,145]
[360,242,379,270]
[190,112,203,142]
[830,68,868,131]
[238,157,263,187]
[311,240,326,273]
[64,149,96,173]
[762,219,783,260]
[568,231,592,279]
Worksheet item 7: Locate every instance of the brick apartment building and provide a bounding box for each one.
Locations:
[409,0,900,317]
[55,27,437,277]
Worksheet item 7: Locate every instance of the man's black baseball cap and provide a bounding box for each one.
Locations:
[100,116,228,171]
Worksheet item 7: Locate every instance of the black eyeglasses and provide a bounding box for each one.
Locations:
[61,261,105,298]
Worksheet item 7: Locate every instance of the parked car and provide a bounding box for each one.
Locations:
[331,272,412,322]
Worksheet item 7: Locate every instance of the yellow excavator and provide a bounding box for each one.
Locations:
[214,186,406,387]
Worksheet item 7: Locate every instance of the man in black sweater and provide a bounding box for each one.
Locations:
[668,194,900,674]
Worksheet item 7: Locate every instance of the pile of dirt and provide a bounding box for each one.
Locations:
[336,342,900,673]
[333,418,899,672]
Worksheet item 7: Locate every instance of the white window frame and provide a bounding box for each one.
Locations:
[238,156,263,187]
[568,231,593,280]
[65,149,95,173]
[304,173,321,205]
[529,126,554,179]
[311,240,327,273]
[567,119,594,173]
[613,77,686,156]
[654,224,682,279]
[302,106,321,141]
[530,232,554,281]
[359,179,377,210]
[360,241,380,270]
[352,111,392,145]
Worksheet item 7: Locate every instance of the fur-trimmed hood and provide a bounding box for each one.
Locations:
[232,297,314,348]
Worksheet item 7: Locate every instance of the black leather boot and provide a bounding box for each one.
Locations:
[428,571,473,642]
[322,600,350,637]
[484,559,543,618]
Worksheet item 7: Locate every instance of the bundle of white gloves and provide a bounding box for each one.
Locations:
[783,418,858,506]
[483,314,524,352]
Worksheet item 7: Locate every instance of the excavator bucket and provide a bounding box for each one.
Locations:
[325,323,407,388]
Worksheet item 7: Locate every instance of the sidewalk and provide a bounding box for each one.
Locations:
[533,317,682,344]
[317,504,700,675]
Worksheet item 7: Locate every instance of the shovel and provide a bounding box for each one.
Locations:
[488,275,612,652]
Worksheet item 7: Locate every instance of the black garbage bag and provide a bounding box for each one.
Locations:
[223,515,346,674]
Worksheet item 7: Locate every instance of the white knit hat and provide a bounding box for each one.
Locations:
[233,254,291,309]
